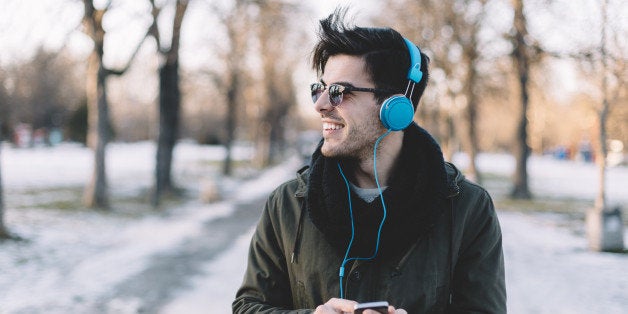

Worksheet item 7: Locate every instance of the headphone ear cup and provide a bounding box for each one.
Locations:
[380,95,414,131]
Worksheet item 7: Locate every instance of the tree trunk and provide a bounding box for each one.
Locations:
[81,0,150,209]
[463,61,482,184]
[269,110,285,163]
[223,72,239,176]
[443,112,457,162]
[266,106,286,165]
[83,55,110,208]
[0,172,8,239]
[82,1,110,209]
[438,92,458,162]
[153,61,181,206]
[257,94,289,168]
[510,0,532,199]
[586,0,623,252]
[594,0,610,212]
[254,122,271,168]
[0,122,10,239]
[595,99,609,211]
[148,0,188,207]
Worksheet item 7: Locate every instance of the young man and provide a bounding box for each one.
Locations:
[233,9,506,314]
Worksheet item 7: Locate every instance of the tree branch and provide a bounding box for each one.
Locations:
[165,0,190,64]
[148,0,162,52]
[105,26,152,76]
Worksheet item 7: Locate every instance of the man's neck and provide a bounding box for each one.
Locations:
[351,131,403,188]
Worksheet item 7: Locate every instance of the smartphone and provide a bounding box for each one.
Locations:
[353,301,389,314]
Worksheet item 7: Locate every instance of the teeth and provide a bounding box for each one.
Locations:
[323,122,343,130]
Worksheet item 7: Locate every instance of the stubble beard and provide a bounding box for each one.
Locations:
[321,113,385,161]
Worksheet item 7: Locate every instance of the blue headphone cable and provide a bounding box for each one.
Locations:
[337,130,391,299]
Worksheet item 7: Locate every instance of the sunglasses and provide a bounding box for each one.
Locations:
[310,82,392,106]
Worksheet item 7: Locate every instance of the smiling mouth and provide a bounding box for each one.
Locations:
[323,122,344,131]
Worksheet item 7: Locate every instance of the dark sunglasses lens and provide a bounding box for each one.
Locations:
[310,83,324,103]
[329,85,344,106]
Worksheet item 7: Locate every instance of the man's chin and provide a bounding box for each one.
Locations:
[321,143,352,159]
[320,142,338,158]
[320,146,334,157]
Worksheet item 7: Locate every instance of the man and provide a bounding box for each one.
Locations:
[233,8,506,314]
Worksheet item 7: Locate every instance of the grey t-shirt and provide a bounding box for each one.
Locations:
[349,182,386,203]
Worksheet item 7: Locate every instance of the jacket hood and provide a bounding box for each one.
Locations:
[445,162,463,197]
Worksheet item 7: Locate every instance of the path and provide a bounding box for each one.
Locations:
[82,197,266,314]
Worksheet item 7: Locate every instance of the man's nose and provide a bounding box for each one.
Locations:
[314,91,333,113]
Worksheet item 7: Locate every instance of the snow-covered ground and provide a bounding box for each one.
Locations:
[1,142,626,313]
[452,152,628,205]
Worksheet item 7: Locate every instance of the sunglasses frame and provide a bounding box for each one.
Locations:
[310,82,393,106]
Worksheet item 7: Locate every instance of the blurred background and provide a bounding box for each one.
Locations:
[0,0,626,313]
[0,0,625,197]
[0,0,626,184]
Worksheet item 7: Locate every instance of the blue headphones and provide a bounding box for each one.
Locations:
[379,38,424,131]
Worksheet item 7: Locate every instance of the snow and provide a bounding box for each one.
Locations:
[452,152,628,204]
[1,142,627,313]
[159,228,255,314]
[502,212,628,314]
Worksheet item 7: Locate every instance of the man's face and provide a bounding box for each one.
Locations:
[314,55,386,160]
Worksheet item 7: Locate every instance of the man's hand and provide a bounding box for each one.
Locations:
[313,298,407,314]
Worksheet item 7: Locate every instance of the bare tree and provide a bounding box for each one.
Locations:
[583,0,626,251]
[0,69,8,237]
[0,67,14,140]
[0,121,10,239]
[253,0,300,167]
[15,49,83,133]
[590,0,626,213]
[509,0,535,199]
[0,49,83,145]
[210,0,253,176]
[82,0,151,208]
[446,0,488,184]
[1,70,14,239]
[148,0,189,207]
[379,0,488,181]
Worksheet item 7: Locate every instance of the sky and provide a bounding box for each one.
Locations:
[0,0,375,66]
[2,0,625,65]
[3,0,621,63]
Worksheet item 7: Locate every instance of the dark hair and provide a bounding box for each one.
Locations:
[311,8,429,109]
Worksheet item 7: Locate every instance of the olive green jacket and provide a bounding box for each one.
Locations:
[233,163,506,313]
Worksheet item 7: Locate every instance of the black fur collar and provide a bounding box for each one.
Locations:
[305,123,449,258]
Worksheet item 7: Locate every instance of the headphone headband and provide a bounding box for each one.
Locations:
[403,38,423,83]
[379,38,423,131]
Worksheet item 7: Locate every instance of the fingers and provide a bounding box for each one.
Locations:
[384,305,407,314]
[393,308,407,314]
[327,298,358,312]
[313,298,358,314]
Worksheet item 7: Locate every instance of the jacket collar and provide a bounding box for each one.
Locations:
[298,123,457,257]
[296,159,463,198]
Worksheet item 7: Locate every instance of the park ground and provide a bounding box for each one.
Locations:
[0,141,627,313]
